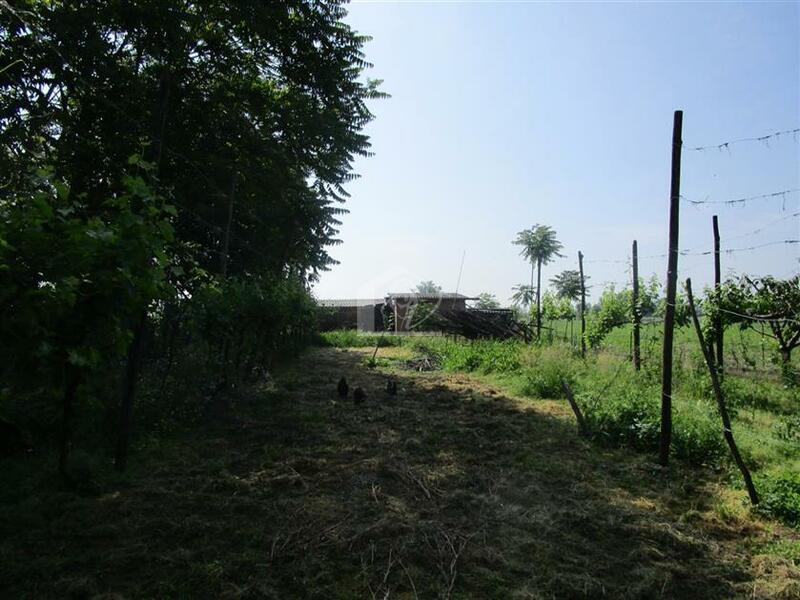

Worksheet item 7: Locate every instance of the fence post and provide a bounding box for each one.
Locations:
[685,278,758,505]
[578,251,586,358]
[712,215,723,378]
[632,240,641,370]
[659,109,683,466]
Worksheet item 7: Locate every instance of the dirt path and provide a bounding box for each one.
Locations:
[1,347,797,598]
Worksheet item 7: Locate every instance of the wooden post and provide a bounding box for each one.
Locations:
[578,251,586,358]
[659,109,683,466]
[632,240,641,370]
[561,380,589,437]
[712,215,723,378]
[685,278,758,505]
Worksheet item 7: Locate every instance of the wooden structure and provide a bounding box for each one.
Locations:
[317,299,385,332]
[385,293,474,332]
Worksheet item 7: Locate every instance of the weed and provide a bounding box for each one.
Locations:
[756,471,800,528]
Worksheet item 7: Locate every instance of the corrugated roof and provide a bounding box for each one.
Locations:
[318,298,384,307]
[386,293,475,300]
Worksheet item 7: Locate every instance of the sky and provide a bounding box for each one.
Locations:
[312,0,800,305]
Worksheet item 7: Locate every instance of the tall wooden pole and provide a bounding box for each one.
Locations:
[659,110,683,466]
[713,215,723,377]
[685,278,758,505]
[578,251,586,358]
[632,240,641,371]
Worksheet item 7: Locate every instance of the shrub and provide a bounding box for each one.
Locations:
[578,368,725,464]
[414,339,523,374]
[579,375,661,451]
[756,471,800,528]
[773,414,800,444]
[672,401,726,464]
[316,330,404,348]
[517,345,580,398]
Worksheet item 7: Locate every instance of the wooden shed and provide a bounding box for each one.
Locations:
[385,293,476,332]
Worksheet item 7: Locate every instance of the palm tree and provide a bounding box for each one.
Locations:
[513,224,563,338]
[510,284,535,309]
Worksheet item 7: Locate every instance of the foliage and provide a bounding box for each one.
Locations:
[773,413,800,444]
[475,292,500,309]
[578,369,725,464]
[0,168,174,456]
[542,291,575,322]
[517,345,580,398]
[756,471,800,529]
[415,338,523,374]
[550,270,585,302]
[0,0,383,471]
[185,275,316,375]
[513,224,564,336]
[510,284,535,309]
[316,330,405,348]
[1,0,383,281]
[512,225,564,273]
[746,276,800,367]
[585,286,632,348]
[414,280,442,294]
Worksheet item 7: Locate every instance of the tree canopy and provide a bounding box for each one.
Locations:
[0,0,383,474]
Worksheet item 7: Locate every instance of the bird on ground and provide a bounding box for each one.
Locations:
[337,377,349,398]
[353,387,366,404]
[385,378,397,395]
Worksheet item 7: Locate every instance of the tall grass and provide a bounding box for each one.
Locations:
[315,330,406,348]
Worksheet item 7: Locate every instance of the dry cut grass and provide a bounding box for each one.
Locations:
[0,346,798,598]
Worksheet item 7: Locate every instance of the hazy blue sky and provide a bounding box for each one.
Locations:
[313,1,799,304]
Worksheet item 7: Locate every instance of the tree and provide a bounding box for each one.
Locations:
[551,270,587,302]
[511,284,535,309]
[475,293,500,309]
[415,280,442,294]
[513,225,564,339]
[0,0,383,472]
[745,276,800,367]
[585,286,631,348]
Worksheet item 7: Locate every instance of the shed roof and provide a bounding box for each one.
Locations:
[386,293,476,301]
[318,298,384,308]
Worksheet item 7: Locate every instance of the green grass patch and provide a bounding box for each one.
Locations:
[315,330,406,348]
[756,471,800,529]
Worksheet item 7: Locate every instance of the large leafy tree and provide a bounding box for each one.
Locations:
[1,0,383,281]
[550,270,586,303]
[513,224,563,338]
[0,0,383,472]
[707,276,800,371]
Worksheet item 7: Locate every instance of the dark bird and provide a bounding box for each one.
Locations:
[385,378,397,395]
[353,387,366,404]
[337,377,349,398]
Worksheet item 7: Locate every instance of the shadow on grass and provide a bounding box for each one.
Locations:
[0,347,776,598]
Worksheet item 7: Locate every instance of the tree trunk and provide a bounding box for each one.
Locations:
[536,257,542,339]
[780,347,791,365]
[58,365,81,481]
[115,311,146,471]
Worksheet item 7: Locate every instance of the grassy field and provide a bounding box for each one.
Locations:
[1,339,798,598]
